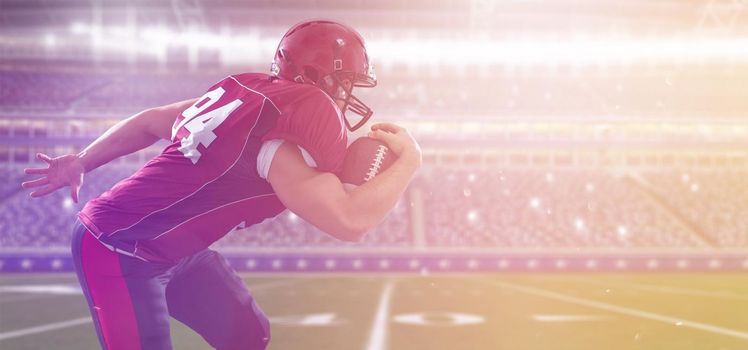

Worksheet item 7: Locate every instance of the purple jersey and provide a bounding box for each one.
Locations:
[79,73,347,262]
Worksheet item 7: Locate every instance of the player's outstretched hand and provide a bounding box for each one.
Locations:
[21,153,85,203]
[367,123,422,165]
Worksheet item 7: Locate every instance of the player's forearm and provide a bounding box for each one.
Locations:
[342,150,420,236]
[78,110,161,172]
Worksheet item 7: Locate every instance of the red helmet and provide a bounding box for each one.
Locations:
[271,20,377,131]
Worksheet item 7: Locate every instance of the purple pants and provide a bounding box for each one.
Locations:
[71,221,271,350]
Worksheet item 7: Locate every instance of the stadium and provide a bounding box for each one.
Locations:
[1,0,748,349]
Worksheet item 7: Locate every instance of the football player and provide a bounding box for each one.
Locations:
[21,20,420,350]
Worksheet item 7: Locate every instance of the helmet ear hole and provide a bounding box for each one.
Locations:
[302,66,319,83]
[270,62,280,76]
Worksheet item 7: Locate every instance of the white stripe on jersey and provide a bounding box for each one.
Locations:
[107,87,270,238]
[229,75,281,114]
[148,192,278,241]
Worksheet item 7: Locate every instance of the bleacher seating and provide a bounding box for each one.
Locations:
[0,164,412,249]
[2,70,747,252]
[419,169,708,248]
[643,171,748,247]
[0,71,111,112]
[2,163,745,250]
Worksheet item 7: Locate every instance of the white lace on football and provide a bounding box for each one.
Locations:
[364,145,388,182]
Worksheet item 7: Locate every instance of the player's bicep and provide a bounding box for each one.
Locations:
[143,98,199,140]
[267,142,354,238]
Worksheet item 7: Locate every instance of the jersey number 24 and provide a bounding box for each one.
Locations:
[171,87,243,164]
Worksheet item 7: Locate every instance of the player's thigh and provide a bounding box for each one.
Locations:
[166,250,270,350]
[71,222,173,350]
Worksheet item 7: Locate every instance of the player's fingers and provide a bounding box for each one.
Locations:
[370,122,403,133]
[70,183,80,204]
[30,184,62,198]
[368,129,397,145]
[24,167,49,175]
[21,177,49,189]
[36,153,53,164]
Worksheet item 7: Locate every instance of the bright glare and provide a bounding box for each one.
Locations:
[43,34,56,47]
[617,225,628,237]
[545,172,554,183]
[70,22,88,34]
[62,197,73,210]
[287,211,298,223]
[467,210,479,222]
[60,23,748,66]
[574,218,585,231]
[368,36,748,66]
[530,197,541,209]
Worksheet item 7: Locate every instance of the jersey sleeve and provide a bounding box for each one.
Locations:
[256,140,318,179]
[261,90,347,173]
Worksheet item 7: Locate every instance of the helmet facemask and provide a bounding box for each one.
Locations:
[323,66,377,132]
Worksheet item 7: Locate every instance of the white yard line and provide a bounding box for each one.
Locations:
[365,280,395,350]
[477,278,748,341]
[531,314,611,322]
[557,277,748,301]
[621,283,748,301]
[248,278,308,291]
[0,278,305,341]
[0,317,92,341]
[0,284,81,295]
[0,294,61,304]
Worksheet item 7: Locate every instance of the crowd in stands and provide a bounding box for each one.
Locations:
[0,71,111,112]
[0,71,214,114]
[419,169,709,248]
[1,163,745,251]
[0,165,411,250]
[79,73,221,113]
[2,69,747,252]
[643,171,748,248]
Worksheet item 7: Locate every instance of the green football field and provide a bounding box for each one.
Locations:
[1,273,746,349]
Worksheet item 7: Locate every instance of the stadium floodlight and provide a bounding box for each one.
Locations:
[51,22,748,67]
[61,25,748,66]
[109,26,137,38]
[141,26,172,45]
[367,36,748,66]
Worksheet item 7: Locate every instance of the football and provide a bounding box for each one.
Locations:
[339,137,397,187]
